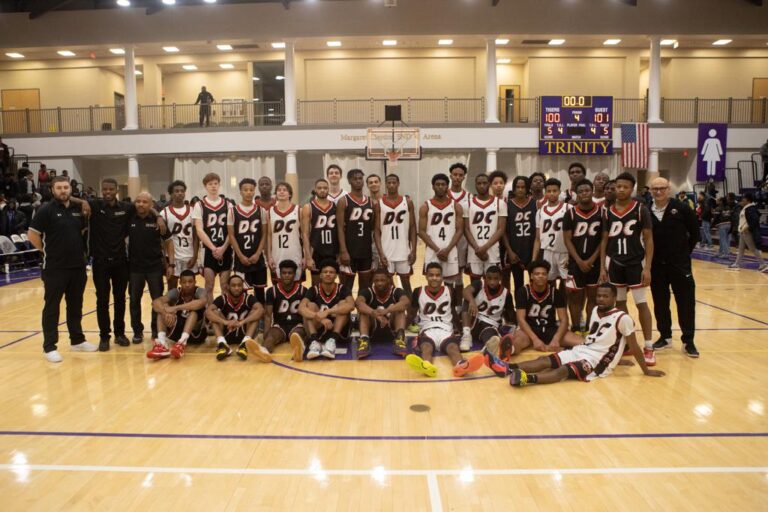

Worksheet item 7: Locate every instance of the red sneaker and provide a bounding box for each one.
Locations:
[170,343,186,359]
[643,347,656,366]
[146,342,170,360]
[453,355,485,378]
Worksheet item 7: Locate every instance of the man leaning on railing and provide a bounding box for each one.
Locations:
[195,86,215,127]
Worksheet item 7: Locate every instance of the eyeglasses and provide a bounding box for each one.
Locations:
[650,187,669,192]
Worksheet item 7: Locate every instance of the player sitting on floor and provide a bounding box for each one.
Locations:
[355,268,410,359]
[147,269,208,360]
[205,274,265,362]
[478,283,665,386]
[298,259,355,360]
[461,265,515,356]
[406,262,484,378]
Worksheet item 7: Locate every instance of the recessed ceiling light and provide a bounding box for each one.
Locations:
[110,48,125,55]
[548,39,566,46]
[134,69,142,76]
[57,50,76,57]
[204,0,217,3]
[163,46,180,53]
[438,39,453,45]
[216,44,232,51]
[660,39,677,46]
[497,58,511,64]
[219,63,234,69]
[252,77,260,81]
[382,40,397,46]
[326,41,342,47]
[712,39,732,46]
[162,0,175,5]
[182,64,197,70]
[603,39,621,46]
[116,0,130,6]
[5,53,24,59]
[495,38,509,45]
[276,75,285,80]
[272,42,286,49]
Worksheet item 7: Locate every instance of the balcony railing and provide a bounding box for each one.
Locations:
[1,97,766,135]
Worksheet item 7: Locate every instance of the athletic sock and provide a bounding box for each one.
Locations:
[528,374,538,384]
[462,326,470,336]
[242,335,252,343]
[178,332,189,344]
[644,339,653,349]
[508,363,520,370]
[157,331,167,345]
[217,336,226,345]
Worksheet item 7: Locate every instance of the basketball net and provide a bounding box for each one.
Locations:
[386,149,401,167]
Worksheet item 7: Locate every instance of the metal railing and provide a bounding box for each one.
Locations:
[661,98,768,125]
[296,98,484,125]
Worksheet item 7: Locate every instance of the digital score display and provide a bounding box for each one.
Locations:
[539,96,613,155]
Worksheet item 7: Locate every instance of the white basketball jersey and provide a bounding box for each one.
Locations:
[162,205,195,260]
[592,196,606,208]
[448,188,470,212]
[536,201,571,253]
[379,196,411,262]
[474,283,510,328]
[417,286,453,331]
[583,307,634,380]
[465,195,506,264]
[328,189,348,205]
[424,199,458,263]
[269,203,302,268]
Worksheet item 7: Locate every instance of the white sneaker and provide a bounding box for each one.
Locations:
[321,338,337,359]
[307,340,322,360]
[44,350,63,363]
[459,331,472,352]
[71,342,98,352]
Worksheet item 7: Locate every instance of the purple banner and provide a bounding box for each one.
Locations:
[697,123,727,181]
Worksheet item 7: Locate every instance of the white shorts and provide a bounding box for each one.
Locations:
[424,249,459,278]
[172,258,193,277]
[543,249,569,281]
[556,342,624,381]
[386,260,412,275]
[467,260,501,278]
[416,327,458,353]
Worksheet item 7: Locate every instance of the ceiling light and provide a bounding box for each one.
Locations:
[326,41,342,47]
[163,46,180,53]
[162,0,175,5]
[276,75,285,80]
[497,58,511,64]
[660,39,677,46]
[252,77,260,81]
[110,48,125,55]
[57,50,76,57]
[182,64,197,70]
[216,44,233,51]
[272,42,286,49]
[438,39,453,45]
[134,69,142,76]
[495,38,509,45]
[116,0,130,6]
[603,39,621,46]
[5,53,24,59]
[204,0,217,3]
[712,39,732,46]
[219,63,234,69]
[548,39,566,46]
[382,40,397,46]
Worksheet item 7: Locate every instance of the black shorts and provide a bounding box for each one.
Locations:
[168,312,207,344]
[371,326,395,344]
[234,265,267,289]
[530,325,557,344]
[315,316,351,340]
[566,263,601,290]
[269,323,304,342]
[607,260,644,288]
[309,252,337,275]
[549,353,592,382]
[341,257,373,276]
[471,320,500,342]
[204,247,233,274]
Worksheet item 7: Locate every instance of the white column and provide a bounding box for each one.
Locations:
[648,149,660,177]
[283,41,297,126]
[123,47,139,130]
[127,155,140,199]
[486,148,498,172]
[647,37,662,123]
[284,150,298,203]
[485,38,499,124]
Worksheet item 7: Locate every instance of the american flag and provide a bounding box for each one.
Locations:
[621,123,649,169]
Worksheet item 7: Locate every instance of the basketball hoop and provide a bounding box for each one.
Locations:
[366,127,422,164]
[386,149,401,166]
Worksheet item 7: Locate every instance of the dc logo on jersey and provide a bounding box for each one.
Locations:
[423,301,450,315]
[528,304,552,319]
[609,219,637,237]
[478,302,499,315]
[383,210,406,225]
[237,219,261,233]
[514,211,532,222]
[542,218,564,232]
[207,212,226,228]
[472,211,496,225]
[277,300,300,314]
[314,215,336,229]
[430,212,454,225]
[171,223,193,236]
[349,207,373,222]
[574,221,601,237]
[274,219,297,233]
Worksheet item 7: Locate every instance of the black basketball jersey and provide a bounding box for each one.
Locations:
[201,197,229,247]
[306,283,351,313]
[515,284,565,331]
[563,204,602,260]
[603,200,651,266]
[359,285,405,311]
[266,281,306,329]
[343,194,374,258]
[232,204,263,261]
[213,293,258,337]
[506,198,537,264]
[309,199,338,259]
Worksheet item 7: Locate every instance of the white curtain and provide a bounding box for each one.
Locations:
[173,156,276,200]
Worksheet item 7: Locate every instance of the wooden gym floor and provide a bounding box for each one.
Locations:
[0,253,766,511]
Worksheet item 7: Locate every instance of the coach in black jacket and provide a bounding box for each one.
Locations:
[648,177,700,357]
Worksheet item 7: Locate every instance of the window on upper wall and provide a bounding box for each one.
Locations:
[252,61,285,126]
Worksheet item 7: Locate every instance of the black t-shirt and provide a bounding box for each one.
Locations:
[562,204,603,260]
[515,284,565,331]
[358,286,406,310]
[304,283,351,312]
[266,282,306,328]
[603,200,652,266]
[87,198,134,261]
[29,199,87,270]
[127,213,166,273]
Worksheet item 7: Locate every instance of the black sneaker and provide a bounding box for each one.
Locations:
[683,343,700,358]
[652,338,672,350]
[98,338,110,352]
[509,368,529,387]
[115,334,130,347]
[132,334,144,344]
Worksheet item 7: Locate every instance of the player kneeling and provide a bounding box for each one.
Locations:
[406,262,485,378]
[206,274,266,362]
[147,269,208,360]
[461,265,515,357]
[355,268,410,359]
[298,260,355,360]
[478,283,664,386]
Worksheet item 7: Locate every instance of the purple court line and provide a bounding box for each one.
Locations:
[2,327,768,334]
[696,300,768,327]
[270,360,496,383]
[0,307,100,350]
[0,430,765,442]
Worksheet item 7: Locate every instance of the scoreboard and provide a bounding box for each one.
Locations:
[539,96,613,155]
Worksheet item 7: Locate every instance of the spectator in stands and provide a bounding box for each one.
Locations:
[195,86,215,127]
[697,192,713,249]
[37,164,50,187]
[761,138,768,182]
[729,193,766,272]
[155,193,168,210]
[0,137,9,174]
[19,171,35,197]
[713,197,732,260]
[677,191,694,211]
[638,186,652,206]
[0,199,28,237]
[70,179,81,198]
[18,194,34,221]
[1,174,15,200]
[706,178,718,200]
[61,170,69,179]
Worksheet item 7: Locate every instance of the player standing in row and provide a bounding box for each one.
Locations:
[256,259,308,362]
[563,162,587,204]
[461,265,515,356]
[255,176,276,211]
[418,173,464,331]
[266,182,304,281]
[206,274,265,361]
[488,170,512,290]
[325,164,347,204]
[192,173,232,303]
[448,163,470,275]
[532,178,571,287]
[563,179,603,334]
[162,180,198,291]
[464,173,507,279]
[599,172,656,365]
[337,169,375,291]
[355,269,410,358]
[530,172,547,208]
[374,173,417,297]
[227,178,267,302]
[366,174,382,270]
[302,178,338,285]
[503,176,537,293]
[592,172,609,207]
